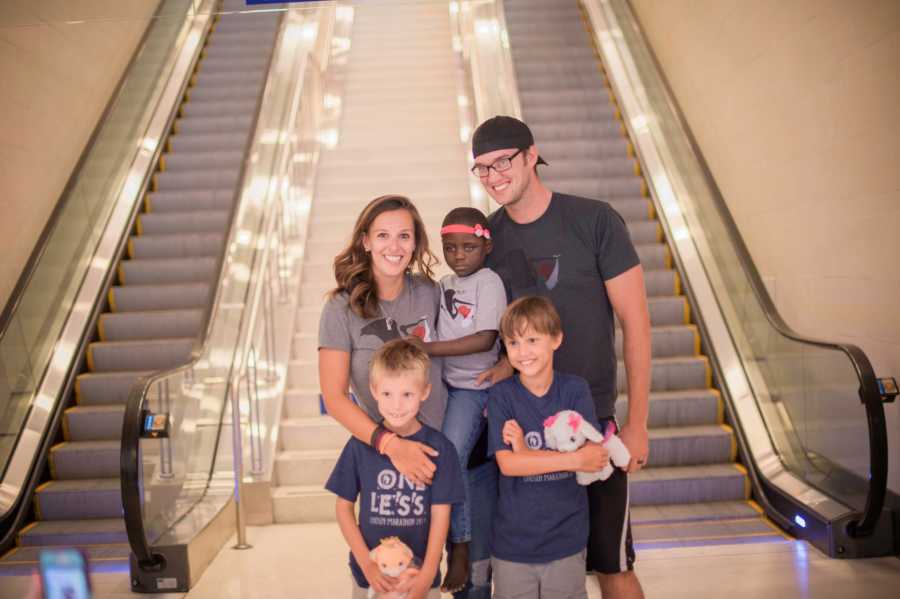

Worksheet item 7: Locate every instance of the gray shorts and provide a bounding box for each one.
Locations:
[351,580,441,599]
[491,550,588,599]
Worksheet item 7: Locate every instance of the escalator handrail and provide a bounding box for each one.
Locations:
[599,0,888,537]
[120,7,300,569]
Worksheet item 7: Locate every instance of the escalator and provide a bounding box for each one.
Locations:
[0,1,282,572]
[503,0,782,549]
[494,0,895,556]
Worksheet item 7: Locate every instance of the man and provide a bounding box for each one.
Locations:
[473,116,651,599]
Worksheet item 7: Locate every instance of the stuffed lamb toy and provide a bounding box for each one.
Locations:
[543,409,631,485]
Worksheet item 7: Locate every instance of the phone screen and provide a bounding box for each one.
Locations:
[39,549,92,599]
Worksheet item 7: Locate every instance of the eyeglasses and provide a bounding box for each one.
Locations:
[470,149,523,178]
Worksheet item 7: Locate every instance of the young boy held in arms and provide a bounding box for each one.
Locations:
[487,297,610,599]
[326,339,465,599]
[405,207,506,592]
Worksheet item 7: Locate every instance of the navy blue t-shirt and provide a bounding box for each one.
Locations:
[325,424,464,588]
[487,372,598,563]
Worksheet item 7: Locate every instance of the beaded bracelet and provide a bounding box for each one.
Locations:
[378,432,398,455]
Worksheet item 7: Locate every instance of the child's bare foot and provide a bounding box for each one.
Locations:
[440,541,470,593]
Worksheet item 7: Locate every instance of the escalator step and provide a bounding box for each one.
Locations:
[98,309,203,341]
[17,519,127,547]
[153,168,240,192]
[616,389,721,428]
[137,210,230,234]
[616,325,697,359]
[75,371,152,406]
[129,233,224,259]
[630,464,748,506]
[646,425,735,467]
[35,479,121,520]
[617,355,710,392]
[161,150,244,172]
[50,442,120,480]
[544,175,645,200]
[167,132,249,154]
[118,256,217,285]
[109,282,209,312]
[86,338,194,372]
[631,500,761,525]
[64,405,125,442]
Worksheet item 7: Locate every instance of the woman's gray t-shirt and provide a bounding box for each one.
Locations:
[318,275,447,429]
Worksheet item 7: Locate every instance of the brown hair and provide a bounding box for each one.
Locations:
[332,195,438,319]
[370,339,431,386]
[499,296,562,340]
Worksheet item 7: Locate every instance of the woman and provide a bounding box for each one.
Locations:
[318,194,446,485]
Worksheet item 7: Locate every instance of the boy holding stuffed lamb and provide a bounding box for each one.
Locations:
[487,296,611,599]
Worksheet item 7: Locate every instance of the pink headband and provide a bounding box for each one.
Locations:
[440,224,491,239]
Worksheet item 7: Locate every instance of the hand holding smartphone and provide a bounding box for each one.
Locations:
[38,548,92,599]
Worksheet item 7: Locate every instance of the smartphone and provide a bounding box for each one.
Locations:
[38,548,92,599]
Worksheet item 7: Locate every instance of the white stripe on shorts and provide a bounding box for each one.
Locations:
[619,479,630,571]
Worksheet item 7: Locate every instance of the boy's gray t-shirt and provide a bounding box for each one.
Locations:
[318,275,447,429]
[436,268,506,390]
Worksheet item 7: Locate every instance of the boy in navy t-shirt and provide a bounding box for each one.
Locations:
[326,339,465,599]
[487,297,610,599]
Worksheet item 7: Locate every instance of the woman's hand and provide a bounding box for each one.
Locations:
[502,419,526,452]
[475,355,514,386]
[361,559,397,595]
[384,437,439,485]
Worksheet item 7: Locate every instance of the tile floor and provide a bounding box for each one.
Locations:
[2,522,899,598]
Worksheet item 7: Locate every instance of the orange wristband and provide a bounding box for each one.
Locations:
[379,432,398,455]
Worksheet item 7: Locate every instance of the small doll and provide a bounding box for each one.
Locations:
[367,537,420,599]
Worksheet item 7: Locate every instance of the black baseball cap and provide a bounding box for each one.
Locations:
[472,115,548,165]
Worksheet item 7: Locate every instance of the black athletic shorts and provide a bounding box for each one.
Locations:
[586,418,636,574]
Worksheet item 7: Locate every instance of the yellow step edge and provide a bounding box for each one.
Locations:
[189,73,197,87]
[673,270,682,296]
[733,463,751,499]
[97,314,107,342]
[704,356,712,388]
[61,409,71,441]
[683,295,691,324]
[664,245,672,269]
[117,263,126,285]
[633,515,770,530]
[655,221,663,243]
[636,531,785,545]
[640,178,650,197]
[692,325,700,355]
[627,140,635,158]
[127,238,135,259]
[747,499,765,515]
[165,137,172,153]
[183,88,191,102]
[178,103,185,118]
[107,288,117,313]
[614,106,621,121]
[144,194,153,213]
[720,423,737,461]
[619,122,627,137]
[647,200,656,220]
[16,521,39,546]
[714,389,725,424]
[762,515,793,541]
[158,155,166,172]
[2,546,22,561]
[75,375,83,403]
[86,345,96,372]
[136,215,144,236]
[150,173,157,192]
[172,120,179,135]
[48,444,64,480]
[633,159,642,177]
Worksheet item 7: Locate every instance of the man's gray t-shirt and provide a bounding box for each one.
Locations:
[436,267,506,390]
[318,275,447,429]
[486,193,640,418]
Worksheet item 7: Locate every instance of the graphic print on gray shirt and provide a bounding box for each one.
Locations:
[318,275,447,429]
[436,267,506,390]
[486,193,640,418]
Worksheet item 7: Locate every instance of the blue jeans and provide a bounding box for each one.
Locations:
[442,385,489,543]
[453,460,497,599]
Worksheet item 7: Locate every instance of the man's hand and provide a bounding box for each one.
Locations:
[619,424,649,473]
[384,437,439,485]
[502,419,526,452]
[361,559,397,595]
[475,355,513,386]
[573,442,610,472]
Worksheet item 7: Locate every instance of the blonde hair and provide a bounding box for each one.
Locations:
[499,296,562,340]
[332,195,438,319]
[370,339,431,386]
